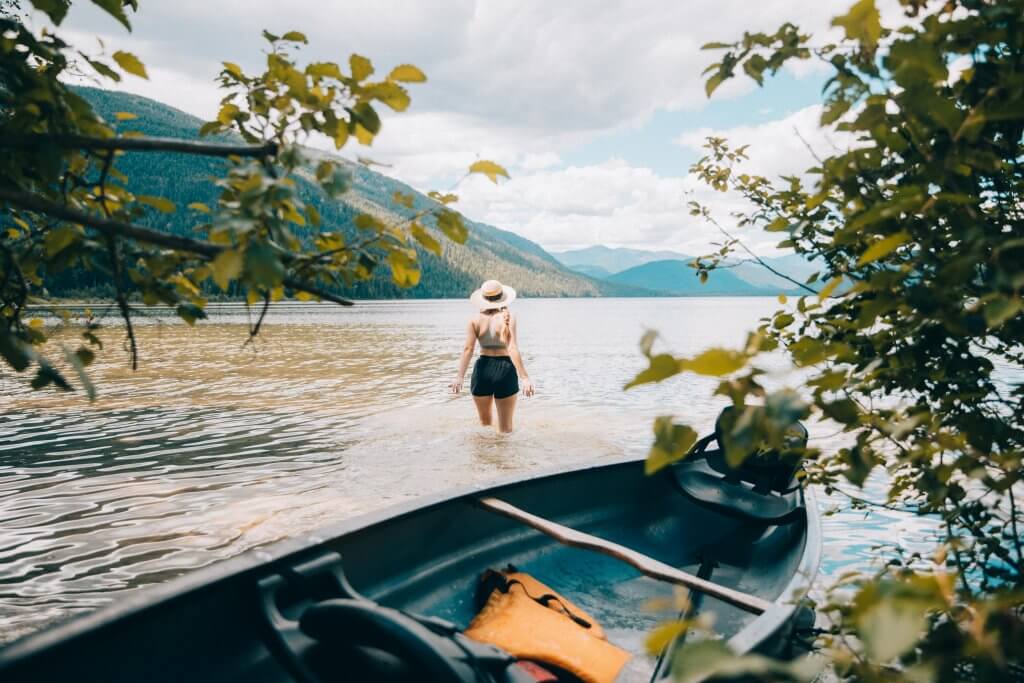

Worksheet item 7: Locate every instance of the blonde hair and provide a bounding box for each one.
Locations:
[498,307,512,345]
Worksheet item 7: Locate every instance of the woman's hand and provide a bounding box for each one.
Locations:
[450,377,464,394]
[520,378,535,397]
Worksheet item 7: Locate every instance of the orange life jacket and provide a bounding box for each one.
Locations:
[464,570,630,683]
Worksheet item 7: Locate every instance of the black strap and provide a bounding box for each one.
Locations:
[478,569,592,630]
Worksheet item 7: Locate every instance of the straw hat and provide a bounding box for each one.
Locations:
[470,279,516,310]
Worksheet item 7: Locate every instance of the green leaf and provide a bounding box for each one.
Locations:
[639,329,658,357]
[369,82,411,112]
[31,362,72,392]
[436,211,468,243]
[645,621,687,655]
[700,41,732,50]
[773,313,795,329]
[245,243,284,287]
[857,231,910,267]
[646,418,698,475]
[30,0,70,24]
[678,348,747,376]
[0,323,30,372]
[350,54,374,81]
[983,297,1021,329]
[704,73,724,98]
[113,111,137,121]
[831,0,881,49]
[818,276,844,299]
[44,226,82,256]
[857,596,929,663]
[387,64,427,83]
[176,303,208,326]
[411,224,442,256]
[64,346,96,401]
[468,160,509,184]
[625,354,682,389]
[90,0,132,29]
[137,195,175,213]
[280,31,307,43]
[388,250,420,288]
[85,57,121,82]
[823,398,860,424]
[113,51,148,79]
[187,202,211,213]
[210,249,243,291]
[198,121,223,138]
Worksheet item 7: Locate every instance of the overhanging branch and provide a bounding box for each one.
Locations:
[0,187,355,306]
[0,187,224,257]
[0,135,278,158]
[282,278,354,306]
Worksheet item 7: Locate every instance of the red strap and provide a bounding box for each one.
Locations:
[514,660,559,682]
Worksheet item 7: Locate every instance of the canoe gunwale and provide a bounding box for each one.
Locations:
[724,485,823,654]
[0,454,823,671]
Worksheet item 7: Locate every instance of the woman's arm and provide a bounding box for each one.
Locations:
[506,315,535,397]
[450,320,477,393]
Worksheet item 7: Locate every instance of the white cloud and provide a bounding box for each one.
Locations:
[676,104,831,180]
[454,104,865,255]
[53,1,852,169]
[45,0,872,255]
[453,160,717,253]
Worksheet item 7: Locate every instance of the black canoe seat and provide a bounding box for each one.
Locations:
[670,407,808,525]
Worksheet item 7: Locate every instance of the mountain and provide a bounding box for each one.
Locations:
[552,245,692,274]
[569,264,614,279]
[66,88,643,300]
[552,245,815,293]
[607,260,775,296]
[727,255,820,291]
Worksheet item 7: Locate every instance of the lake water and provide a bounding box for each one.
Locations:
[0,298,937,645]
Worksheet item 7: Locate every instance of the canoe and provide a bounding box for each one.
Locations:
[0,421,821,682]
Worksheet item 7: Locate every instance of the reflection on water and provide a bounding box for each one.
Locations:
[0,298,936,643]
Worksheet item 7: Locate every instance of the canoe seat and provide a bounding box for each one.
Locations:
[258,551,537,683]
[670,406,808,525]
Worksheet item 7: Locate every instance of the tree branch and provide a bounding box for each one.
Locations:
[0,189,356,306]
[0,135,278,158]
[282,277,354,306]
[0,187,224,257]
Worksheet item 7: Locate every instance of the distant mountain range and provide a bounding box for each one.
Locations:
[554,245,692,273]
[552,246,818,295]
[62,88,643,300]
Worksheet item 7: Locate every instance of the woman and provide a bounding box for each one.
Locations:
[450,279,535,433]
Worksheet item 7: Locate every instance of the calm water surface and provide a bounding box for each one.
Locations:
[0,298,936,644]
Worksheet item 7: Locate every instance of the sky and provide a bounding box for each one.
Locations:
[45,0,866,256]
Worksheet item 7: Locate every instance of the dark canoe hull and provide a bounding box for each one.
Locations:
[0,456,821,682]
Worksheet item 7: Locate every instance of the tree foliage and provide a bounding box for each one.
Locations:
[0,0,507,390]
[629,0,1024,679]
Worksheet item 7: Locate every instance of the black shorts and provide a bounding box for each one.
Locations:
[470,356,519,399]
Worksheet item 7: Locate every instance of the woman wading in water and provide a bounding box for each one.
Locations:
[450,279,535,433]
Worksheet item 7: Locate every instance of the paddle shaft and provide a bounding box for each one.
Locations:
[476,497,771,615]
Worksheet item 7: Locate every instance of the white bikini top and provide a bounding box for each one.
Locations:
[478,314,508,350]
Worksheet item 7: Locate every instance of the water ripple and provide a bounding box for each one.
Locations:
[0,298,933,643]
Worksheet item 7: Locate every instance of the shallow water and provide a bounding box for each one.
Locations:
[0,298,937,644]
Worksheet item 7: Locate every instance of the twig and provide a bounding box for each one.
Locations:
[246,293,271,344]
[704,212,819,295]
[94,150,139,370]
[793,126,824,165]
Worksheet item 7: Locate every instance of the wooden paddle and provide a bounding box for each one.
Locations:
[476,496,772,615]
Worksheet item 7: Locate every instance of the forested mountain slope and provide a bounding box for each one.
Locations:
[65,88,643,299]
